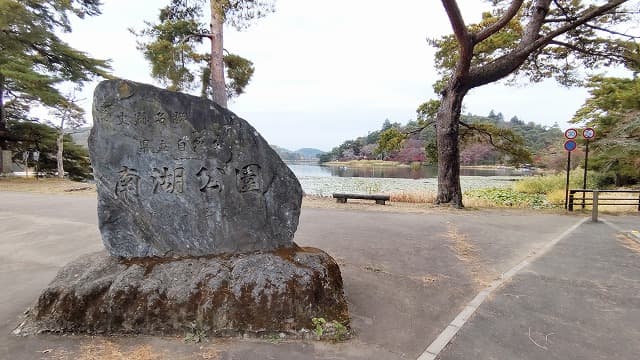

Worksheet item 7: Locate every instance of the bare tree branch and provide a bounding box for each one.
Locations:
[584,22,639,39]
[441,0,470,45]
[459,121,520,153]
[441,0,474,77]
[475,0,524,43]
[405,120,436,136]
[530,0,629,52]
[549,39,634,62]
[552,0,572,20]
[543,17,578,23]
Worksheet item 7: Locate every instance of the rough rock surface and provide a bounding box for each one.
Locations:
[16,247,349,336]
[89,80,302,258]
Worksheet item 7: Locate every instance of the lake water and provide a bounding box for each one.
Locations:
[287,163,529,179]
[285,162,530,196]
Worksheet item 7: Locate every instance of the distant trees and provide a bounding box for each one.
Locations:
[460,143,495,166]
[323,112,564,167]
[6,120,91,180]
[319,120,395,163]
[132,0,275,108]
[392,139,426,163]
[47,93,85,178]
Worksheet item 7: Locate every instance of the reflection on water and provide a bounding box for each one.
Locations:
[287,163,529,179]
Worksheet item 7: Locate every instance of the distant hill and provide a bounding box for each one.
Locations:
[271,145,325,161]
[295,148,324,159]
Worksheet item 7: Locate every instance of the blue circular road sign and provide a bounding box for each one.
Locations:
[564,139,577,152]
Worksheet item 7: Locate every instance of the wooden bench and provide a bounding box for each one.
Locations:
[332,193,390,205]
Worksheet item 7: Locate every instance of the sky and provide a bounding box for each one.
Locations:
[59,0,622,152]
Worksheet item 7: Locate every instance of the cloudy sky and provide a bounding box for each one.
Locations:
[61,0,618,151]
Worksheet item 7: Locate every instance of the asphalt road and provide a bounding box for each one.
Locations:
[0,192,638,359]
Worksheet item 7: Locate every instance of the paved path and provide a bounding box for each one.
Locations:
[437,216,640,360]
[0,192,638,359]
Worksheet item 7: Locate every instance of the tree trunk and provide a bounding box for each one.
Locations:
[435,86,467,208]
[57,130,64,179]
[210,1,227,108]
[0,74,7,150]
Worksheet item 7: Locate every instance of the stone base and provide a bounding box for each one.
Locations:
[15,246,349,338]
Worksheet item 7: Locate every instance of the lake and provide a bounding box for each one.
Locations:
[287,163,530,179]
[285,162,529,196]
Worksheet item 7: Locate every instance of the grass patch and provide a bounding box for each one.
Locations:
[514,171,596,195]
[390,190,435,203]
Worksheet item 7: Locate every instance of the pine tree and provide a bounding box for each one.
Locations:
[132,0,275,108]
[429,0,638,207]
[0,0,111,151]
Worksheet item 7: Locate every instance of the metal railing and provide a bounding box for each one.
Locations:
[568,189,640,221]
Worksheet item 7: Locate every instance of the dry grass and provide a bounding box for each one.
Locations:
[445,223,476,262]
[408,274,441,285]
[78,341,163,360]
[445,222,493,287]
[617,233,640,254]
[0,177,95,195]
[389,190,436,204]
[43,339,222,360]
[43,340,166,360]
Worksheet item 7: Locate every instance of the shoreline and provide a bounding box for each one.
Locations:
[320,160,525,171]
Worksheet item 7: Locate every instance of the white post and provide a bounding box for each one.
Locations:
[592,190,599,222]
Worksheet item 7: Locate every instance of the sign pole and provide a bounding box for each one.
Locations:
[582,140,589,209]
[23,151,29,178]
[580,128,596,209]
[565,150,571,210]
[33,151,40,180]
[563,129,578,210]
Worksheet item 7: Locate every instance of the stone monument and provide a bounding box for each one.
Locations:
[15,80,349,338]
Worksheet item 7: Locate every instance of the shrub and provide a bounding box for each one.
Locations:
[514,170,600,195]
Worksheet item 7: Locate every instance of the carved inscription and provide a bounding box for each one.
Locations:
[133,111,149,126]
[151,166,184,193]
[237,165,262,193]
[115,166,140,201]
[154,111,167,125]
[110,110,188,128]
[138,139,151,153]
[197,167,224,192]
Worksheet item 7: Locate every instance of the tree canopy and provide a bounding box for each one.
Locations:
[132,0,274,107]
[572,74,640,185]
[0,0,111,147]
[428,0,639,207]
